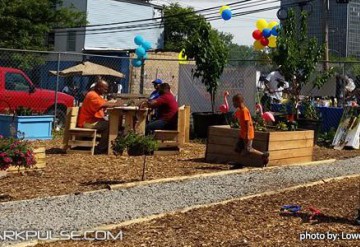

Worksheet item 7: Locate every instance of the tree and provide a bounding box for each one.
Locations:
[184,21,229,112]
[0,0,86,50]
[271,9,333,105]
[163,3,206,51]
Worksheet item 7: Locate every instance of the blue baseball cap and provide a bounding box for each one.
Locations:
[152,79,163,85]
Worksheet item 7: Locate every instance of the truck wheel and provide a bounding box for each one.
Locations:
[46,108,66,130]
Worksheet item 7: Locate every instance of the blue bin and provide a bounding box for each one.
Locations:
[0,115,54,140]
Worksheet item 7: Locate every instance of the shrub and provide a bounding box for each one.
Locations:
[0,135,36,170]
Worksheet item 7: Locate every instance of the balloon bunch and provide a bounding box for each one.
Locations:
[252,19,279,50]
[219,5,232,21]
[132,35,152,67]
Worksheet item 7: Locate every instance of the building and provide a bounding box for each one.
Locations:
[53,0,164,53]
[281,0,360,58]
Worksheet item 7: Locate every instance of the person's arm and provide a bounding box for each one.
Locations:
[102,100,123,108]
[245,120,250,140]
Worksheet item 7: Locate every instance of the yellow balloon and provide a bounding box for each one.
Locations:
[256,19,268,31]
[219,5,230,15]
[253,40,265,50]
[267,21,279,29]
[178,49,188,64]
[268,36,277,48]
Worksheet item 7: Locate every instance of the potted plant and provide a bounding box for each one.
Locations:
[0,135,37,171]
[0,106,53,140]
[184,20,229,138]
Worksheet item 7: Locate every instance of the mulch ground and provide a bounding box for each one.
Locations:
[39,176,360,247]
[0,137,359,202]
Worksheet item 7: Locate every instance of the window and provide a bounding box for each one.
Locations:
[5,73,30,92]
[67,31,76,51]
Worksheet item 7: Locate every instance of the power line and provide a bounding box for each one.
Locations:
[53,0,282,36]
[53,0,275,33]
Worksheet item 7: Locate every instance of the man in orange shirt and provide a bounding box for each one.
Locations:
[78,80,122,154]
[233,94,269,166]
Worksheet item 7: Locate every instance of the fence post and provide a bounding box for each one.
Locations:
[54,52,61,130]
[140,59,145,94]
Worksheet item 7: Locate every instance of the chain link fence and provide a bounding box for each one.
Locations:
[0,48,359,132]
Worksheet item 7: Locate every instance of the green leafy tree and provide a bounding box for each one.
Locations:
[184,21,229,112]
[271,9,333,104]
[163,3,205,51]
[0,0,86,50]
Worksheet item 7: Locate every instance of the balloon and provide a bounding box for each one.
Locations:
[143,53,149,60]
[268,36,277,48]
[178,49,188,64]
[262,28,272,38]
[135,47,146,58]
[272,26,279,36]
[267,21,279,29]
[134,35,144,46]
[252,30,263,40]
[253,40,265,50]
[142,41,152,51]
[219,5,230,15]
[132,59,142,67]
[260,37,269,46]
[256,19,268,31]
[221,9,232,21]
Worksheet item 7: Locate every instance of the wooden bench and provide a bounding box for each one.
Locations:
[62,107,97,155]
[154,105,190,155]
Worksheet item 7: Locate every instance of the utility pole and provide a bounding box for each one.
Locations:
[323,0,329,71]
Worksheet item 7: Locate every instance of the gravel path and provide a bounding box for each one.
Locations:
[1,158,360,246]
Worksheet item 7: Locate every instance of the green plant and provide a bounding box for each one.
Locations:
[252,114,267,132]
[15,106,33,116]
[111,135,128,156]
[0,135,36,170]
[271,9,334,109]
[276,122,288,131]
[317,128,336,147]
[301,100,320,120]
[119,132,158,156]
[184,21,229,112]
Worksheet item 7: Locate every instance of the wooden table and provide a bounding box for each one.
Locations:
[107,106,148,155]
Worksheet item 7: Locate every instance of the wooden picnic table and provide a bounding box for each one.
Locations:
[107,106,148,155]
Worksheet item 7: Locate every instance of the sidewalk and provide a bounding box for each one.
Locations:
[1,157,360,246]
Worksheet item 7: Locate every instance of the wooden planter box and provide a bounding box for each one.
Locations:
[205,125,314,167]
[7,147,46,173]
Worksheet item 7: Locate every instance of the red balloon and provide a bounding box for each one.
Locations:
[260,37,269,46]
[252,30,263,40]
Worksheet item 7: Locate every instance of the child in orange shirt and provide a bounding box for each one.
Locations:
[233,94,269,166]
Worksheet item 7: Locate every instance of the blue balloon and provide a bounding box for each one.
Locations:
[272,26,279,36]
[262,28,272,38]
[221,9,232,21]
[142,41,152,51]
[134,35,144,46]
[132,59,142,67]
[143,53,149,60]
[135,47,146,58]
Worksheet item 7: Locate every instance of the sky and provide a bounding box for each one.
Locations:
[151,0,280,46]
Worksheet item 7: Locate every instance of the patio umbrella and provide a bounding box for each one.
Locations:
[50,61,125,78]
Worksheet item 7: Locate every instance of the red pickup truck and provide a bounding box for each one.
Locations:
[0,67,74,128]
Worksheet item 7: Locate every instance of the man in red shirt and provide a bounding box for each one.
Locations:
[141,83,178,134]
[78,80,122,154]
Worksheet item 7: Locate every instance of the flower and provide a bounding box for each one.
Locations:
[0,137,36,170]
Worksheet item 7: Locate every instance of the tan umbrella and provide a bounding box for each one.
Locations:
[50,61,125,78]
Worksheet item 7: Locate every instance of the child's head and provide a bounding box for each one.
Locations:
[233,94,245,108]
